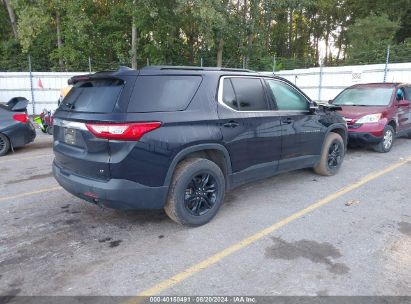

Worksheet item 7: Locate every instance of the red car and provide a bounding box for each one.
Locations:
[331,83,411,152]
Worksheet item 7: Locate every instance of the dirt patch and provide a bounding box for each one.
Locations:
[109,240,122,248]
[398,222,411,236]
[5,172,53,185]
[265,237,350,275]
[65,219,81,225]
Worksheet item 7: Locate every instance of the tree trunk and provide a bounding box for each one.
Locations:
[288,9,293,56]
[243,0,248,67]
[296,9,303,58]
[56,10,64,71]
[188,33,195,65]
[3,0,18,38]
[324,26,330,64]
[336,31,343,61]
[131,0,138,69]
[216,36,224,67]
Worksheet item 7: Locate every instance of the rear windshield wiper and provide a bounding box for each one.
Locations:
[64,102,75,110]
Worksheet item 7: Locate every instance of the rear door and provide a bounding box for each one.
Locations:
[264,78,326,171]
[53,77,131,180]
[217,76,282,186]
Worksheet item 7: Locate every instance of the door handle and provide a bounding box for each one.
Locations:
[223,120,239,128]
[282,117,293,124]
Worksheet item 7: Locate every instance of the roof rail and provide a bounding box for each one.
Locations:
[141,65,255,73]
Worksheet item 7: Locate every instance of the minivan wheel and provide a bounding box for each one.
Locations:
[314,132,345,176]
[373,125,394,153]
[0,133,11,157]
[165,158,225,226]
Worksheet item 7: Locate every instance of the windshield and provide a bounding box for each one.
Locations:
[332,87,393,106]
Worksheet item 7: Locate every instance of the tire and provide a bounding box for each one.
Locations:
[46,125,53,135]
[373,125,394,153]
[314,132,345,176]
[164,158,226,226]
[0,133,11,157]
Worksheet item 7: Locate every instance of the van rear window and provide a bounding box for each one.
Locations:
[128,76,202,112]
[61,79,123,112]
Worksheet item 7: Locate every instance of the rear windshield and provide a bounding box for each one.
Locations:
[128,75,202,112]
[333,87,394,106]
[60,79,123,112]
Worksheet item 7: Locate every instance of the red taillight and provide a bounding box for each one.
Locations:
[86,122,161,141]
[13,114,28,123]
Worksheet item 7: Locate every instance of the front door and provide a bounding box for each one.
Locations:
[264,78,326,171]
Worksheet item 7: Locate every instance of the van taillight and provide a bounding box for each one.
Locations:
[85,122,161,141]
[13,114,28,123]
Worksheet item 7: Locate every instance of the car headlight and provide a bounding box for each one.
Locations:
[356,113,382,124]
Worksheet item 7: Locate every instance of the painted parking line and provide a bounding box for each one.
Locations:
[0,186,62,202]
[0,154,54,164]
[129,156,411,300]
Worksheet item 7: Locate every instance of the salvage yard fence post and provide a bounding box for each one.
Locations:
[28,55,35,114]
[383,45,390,83]
[318,60,324,102]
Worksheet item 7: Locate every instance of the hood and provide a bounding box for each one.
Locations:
[337,105,388,120]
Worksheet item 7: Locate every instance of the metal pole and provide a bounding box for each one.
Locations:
[88,56,92,73]
[318,60,324,103]
[272,55,276,74]
[28,55,35,114]
[383,45,390,83]
[200,57,203,67]
[146,58,149,66]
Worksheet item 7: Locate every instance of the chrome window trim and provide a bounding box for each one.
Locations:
[217,75,310,113]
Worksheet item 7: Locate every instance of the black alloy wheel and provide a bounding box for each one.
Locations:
[327,141,343,170]
[184,173,218,216]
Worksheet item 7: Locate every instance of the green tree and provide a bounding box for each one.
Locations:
[346,14,399,64]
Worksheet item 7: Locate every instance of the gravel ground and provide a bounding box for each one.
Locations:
[0,132,410,298]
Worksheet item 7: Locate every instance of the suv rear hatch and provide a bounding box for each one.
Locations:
[53,70,202,183]
[53,76,131,180]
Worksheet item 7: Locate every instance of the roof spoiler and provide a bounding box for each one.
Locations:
[67,66,133,85]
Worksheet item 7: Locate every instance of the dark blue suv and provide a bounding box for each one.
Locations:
[53,66,347,226]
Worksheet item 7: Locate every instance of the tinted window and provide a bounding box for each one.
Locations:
[266,79,308,111]
[128,76,202,112]
[332,87,393,106]
[230,78,268,111]
[222,78,238,110]
[61,79,123,112]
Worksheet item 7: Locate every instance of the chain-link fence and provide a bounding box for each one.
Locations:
[2,45,411,115]
[2,44,411,73]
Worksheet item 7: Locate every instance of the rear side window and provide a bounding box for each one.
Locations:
[128,76,202,112]
[228,78,269,111]
[61,79,123,112]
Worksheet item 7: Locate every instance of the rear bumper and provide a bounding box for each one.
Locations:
[53,161,168,209]
[348,132,383,144]
[4,122,36,148]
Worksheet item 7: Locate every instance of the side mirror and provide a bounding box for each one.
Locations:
[328,99,333,104]
[398,99,410,107]
[309,101,318,113]
[396,89,404,101]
